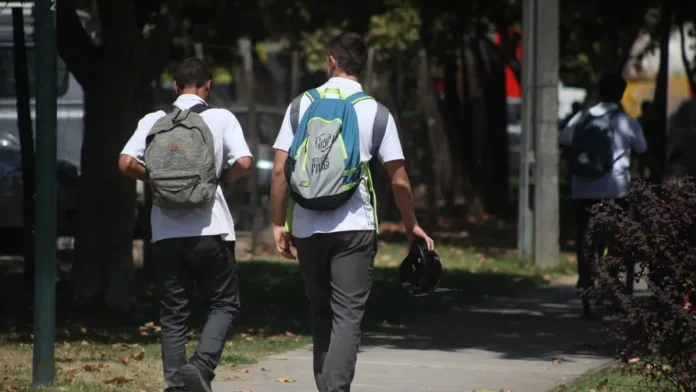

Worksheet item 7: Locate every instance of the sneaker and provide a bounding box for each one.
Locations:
[179,363,213,392]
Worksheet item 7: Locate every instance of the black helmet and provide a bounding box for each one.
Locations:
[400,240,442,296]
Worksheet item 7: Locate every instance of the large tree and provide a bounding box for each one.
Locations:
[57,0,172,310]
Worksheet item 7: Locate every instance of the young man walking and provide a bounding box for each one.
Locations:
[560,72,647,319]
[270,32,434,392]
[119,58,253,392]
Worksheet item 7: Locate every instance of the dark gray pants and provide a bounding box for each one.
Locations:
[153,235,240,392]
[293,231,377,392]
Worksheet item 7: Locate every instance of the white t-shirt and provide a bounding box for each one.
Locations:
[560,102,648,200]
[121,94,252,242]
[273,77,405,238]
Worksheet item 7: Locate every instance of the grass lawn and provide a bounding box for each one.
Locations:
[0,240,575,391]
[558,362,673,392]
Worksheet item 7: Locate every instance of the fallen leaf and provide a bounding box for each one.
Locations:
[240,369,249,373]
[554,357,564,364]
[120,356,130,365]
[132,351,145,361]
[285,332,296,338]
[628,357,641,364]
[261,367,267,371]
[82,364,101,372]
[277,377,296,383]
[105,377,131,385]
[80,340,90,346]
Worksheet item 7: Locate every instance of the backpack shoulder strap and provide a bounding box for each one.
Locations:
[289,94,303,135]
[188,103,210,114]
[371,102,390,158]
[290,90,322,135]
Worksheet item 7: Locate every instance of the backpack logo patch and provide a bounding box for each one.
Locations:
[315,133,332,153]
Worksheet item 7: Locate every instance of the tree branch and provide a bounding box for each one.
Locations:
[57,0,97,88]
[136,5,174,96]
[98,0,141,53]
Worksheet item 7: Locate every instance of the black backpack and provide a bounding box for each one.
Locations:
[567,109,619,179]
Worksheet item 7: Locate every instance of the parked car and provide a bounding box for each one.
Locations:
[0,5,90,243]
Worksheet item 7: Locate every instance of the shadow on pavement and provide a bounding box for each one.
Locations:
[360,283,615,364]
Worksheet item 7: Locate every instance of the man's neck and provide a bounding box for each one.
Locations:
[179,89,206,100]
[330,72,359,82]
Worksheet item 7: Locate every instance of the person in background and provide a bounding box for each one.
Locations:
[559,72,647,320]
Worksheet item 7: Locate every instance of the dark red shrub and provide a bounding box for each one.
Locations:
[588,178,696,391]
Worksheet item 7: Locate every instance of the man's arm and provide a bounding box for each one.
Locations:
[221,111,254,183]
[384,160,418,230]
[118,154,149,182]
[271,150,289,227]
[221,157,254,183]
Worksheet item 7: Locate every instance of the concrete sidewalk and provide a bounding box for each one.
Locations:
[214,279,629,392]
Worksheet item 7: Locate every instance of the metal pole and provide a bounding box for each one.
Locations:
[239,37,260,253]
[533,0,560,267]
[517,0,536,259]
[32,0,58,386]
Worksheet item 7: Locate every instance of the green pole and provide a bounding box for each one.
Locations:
[32,0,58,387]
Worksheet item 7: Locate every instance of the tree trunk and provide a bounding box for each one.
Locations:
[461,37,489,215]
[416,48,454,225]
[480,34,511,217]
[71,69,140,310]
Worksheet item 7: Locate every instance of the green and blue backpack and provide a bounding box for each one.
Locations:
[284,87,389,231]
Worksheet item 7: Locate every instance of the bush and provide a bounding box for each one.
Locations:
[589,178,696,391]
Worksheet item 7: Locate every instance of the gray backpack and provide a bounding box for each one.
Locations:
[144,104,217,210]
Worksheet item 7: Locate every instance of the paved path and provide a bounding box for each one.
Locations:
[214,279,635,392]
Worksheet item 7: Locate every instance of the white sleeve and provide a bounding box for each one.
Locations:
[378,113,405,163]
[223,111,253,168]
[120,112,164,164]
[273,104,294,152]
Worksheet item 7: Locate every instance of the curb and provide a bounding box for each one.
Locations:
[546,359,619,392]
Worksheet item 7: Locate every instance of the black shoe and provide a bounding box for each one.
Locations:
[179,363,213,392]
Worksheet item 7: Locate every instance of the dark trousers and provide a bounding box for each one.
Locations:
[574,198,632,291]
[293,231,377,392]
[152,235,240,391]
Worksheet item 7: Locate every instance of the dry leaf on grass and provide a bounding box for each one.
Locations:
[105,376,131,385]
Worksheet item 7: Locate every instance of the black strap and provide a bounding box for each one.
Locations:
[289,94,303,135]
[167,103,210,114]
[371,102,390,158]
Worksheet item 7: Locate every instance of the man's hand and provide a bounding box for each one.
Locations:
[406,224,435,251]
[272,224,295,260]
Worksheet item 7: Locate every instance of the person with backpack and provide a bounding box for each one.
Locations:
[118,57,253,392]
[559,72,647,319]
[270,32,434,392]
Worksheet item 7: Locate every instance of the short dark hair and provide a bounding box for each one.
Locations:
[173,57,212,89]
[327,32,368,76]
[598,72,627,103]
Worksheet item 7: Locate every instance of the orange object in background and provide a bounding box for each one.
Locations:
[622,75,693,118]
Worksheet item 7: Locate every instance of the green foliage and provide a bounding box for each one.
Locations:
[300,23,348,73]
[366,5,421,62]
